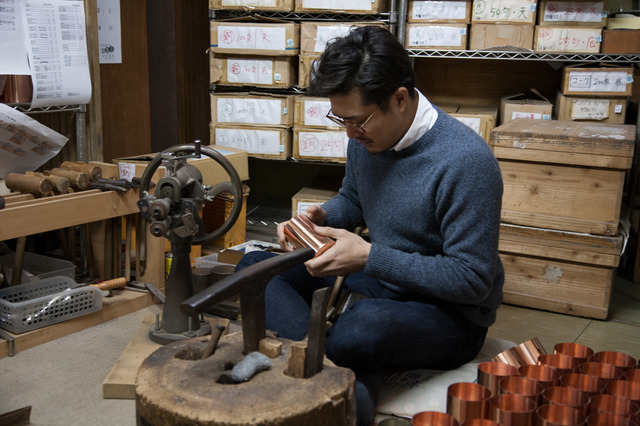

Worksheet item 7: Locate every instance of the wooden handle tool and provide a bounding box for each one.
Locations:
[91,277,127,290]
[5,173,53,196]
[46,168,91,190]
[61,161,102,182]
[26,171,70,193]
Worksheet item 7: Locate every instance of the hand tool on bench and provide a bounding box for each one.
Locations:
[26,171,70,194]
[5,173,53,196]
[46,168,91,190]
[61,161,102,182]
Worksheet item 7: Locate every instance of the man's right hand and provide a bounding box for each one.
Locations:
[277,205,327,252]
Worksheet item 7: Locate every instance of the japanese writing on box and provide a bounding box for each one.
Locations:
[300,0,373,11]
[226,58,273,85]
[536,27,600,52]
[220,0,278,6]
[568,71,629,93]
[472,0,535,22]
[217,98,283,125]
[543,1,603,23]
[412,1,467,20]
[216,128,283,154]
[571,99,611,120]
[408,26,465,47]
[217,25,286,51]
[304,100,334,127]
[298,131,348,158]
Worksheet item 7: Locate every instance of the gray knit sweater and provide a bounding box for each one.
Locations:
[322,106,504,328]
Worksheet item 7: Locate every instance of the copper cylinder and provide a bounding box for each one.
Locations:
[520,364,560,390]
[535,403,585,426]
[586,412,638,426]
[447,382,491,424]
[461,420,501,426]
[412,411,459,426]
[284,215,335,257]
[592,351,637,371]
[494,338,547,368]
[580,361,625,383]
[589,393,640,417]
[2,75,32,103]
[559,373,605,397]
[624,368,640,383]
[489,393,537,426]
[606,379,640,405]
[493,346,526,367]
[538,353,580,377]
[499,375,544,405]
[478,361,520,396]
[542,386,590,416]
[554,343,594,365]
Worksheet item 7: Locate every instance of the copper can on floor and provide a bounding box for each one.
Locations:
[606,379,640,405]
[499,375,544,405]
[559,373,605,397]
[589,393,640,418]
[489,393,537,426]
[412,411,459,426]
[538,353,580,377]
[535,403,585,426]
[542,386,590,417]
[580,361,626,383]
[478,361,519,396]
[447,382,491,424]
[592,351,637,372]
[586,412,639,426]
[553,343,594,365]
[520,364,560,390]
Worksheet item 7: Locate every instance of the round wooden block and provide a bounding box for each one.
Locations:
[135,332,356,425]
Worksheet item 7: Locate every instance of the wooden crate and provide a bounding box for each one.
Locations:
[202,185,250,249]
[499,223,625,319]
[490,119,636,236]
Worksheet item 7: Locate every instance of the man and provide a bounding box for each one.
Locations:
[235,26,504,425]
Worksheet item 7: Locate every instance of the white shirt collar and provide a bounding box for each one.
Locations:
[390,89,438,151]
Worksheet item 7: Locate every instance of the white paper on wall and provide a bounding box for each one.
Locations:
[217,97,283,125]
[570,99,611,120]
[0,0,30,75]
[408,26,465,47]
[297,130,348,158]
[226,58,274,85]
[568,71,629,93]
[217,25,287,51]
[543,1,604,23]
[215,127,283,154]
[412,1,468,20]
[301,0,372,10]
[303,100,333,127]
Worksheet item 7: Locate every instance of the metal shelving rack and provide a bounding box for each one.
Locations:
[405,50,640,63]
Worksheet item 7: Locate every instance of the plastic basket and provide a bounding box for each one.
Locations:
[0,276,103,334]
[1,252,75,285]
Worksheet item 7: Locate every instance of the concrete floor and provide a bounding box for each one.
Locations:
[1,213,639,425]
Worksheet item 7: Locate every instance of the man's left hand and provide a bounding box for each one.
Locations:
[304,226,370,277]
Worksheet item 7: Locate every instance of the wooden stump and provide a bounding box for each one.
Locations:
[135,332,356,425]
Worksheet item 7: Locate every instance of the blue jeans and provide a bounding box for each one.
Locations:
[235,251,487,425]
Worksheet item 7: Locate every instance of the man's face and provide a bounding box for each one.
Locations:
[328,89,403,154]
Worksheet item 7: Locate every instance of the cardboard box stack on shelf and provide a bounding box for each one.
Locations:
[555,63,634,123]
[405,0,471,49]
[291,187,339,216]
[468,0,537,49]
[602,11,640,53]
[292,96,349,162]
[500,89,553,124]
[490,119,636,319]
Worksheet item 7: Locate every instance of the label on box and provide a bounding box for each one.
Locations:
[217,97,284,125]
[314,26,354,52]
[570,99,610,120]
[473,0,536,22]
[298,131,348,158]
[412,1,468,20]
[301,0,372,10]
[536,27,600,52]
[453,116,481,134]
[297,201,323,215]
[543,1,604,23]
[511,111,550,120]
[216,127,283,154]
[408,26,466,47]
[216,25,287,51]
[226,58,274,85]
[304,100,334,127]
[219,0,278,5]
[568,71,630,94]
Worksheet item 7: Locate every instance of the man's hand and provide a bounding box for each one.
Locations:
[277,205,328,252]
[304,226,370,277]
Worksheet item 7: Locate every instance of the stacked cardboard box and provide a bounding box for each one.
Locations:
[499,90,553,124]
[292,96,348,163]
[534,0,608,52]
[291,187,339,216]
[490,119,636,318]
[405,0,471,49]
[469,0,537,49]
[554,64,633,124]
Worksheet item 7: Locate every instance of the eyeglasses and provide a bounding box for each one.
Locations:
[325,103,382,134]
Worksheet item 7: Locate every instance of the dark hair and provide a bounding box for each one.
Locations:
[308,26,417,110]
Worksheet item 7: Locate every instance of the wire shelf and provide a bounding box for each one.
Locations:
[407,49,640,63]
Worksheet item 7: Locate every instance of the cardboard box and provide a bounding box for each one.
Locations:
[555,93,628,123]
[292,126,348,163]
[408,0,472,23]
[469,23,534,49]
[537,0,608,27]
[534,26,602,53]
[210,21,300,56]
[450,104,498,142]
[211,93,296,127]
[209,0,294,11]
[499,223,624,319]
[210,53,297,89]
[500,91,553,124]
[602,29,640,54]
[291,187,339,216]
[561,64,634,97]
[298,54,320,88]
[210,124,292,160]
[295,0,387,13]
[405,23,468,49]
[300,21,388,55]
[490,119,636,235]
[293,96,341,128]
[471,0,537,23]
[113,145,250,187]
